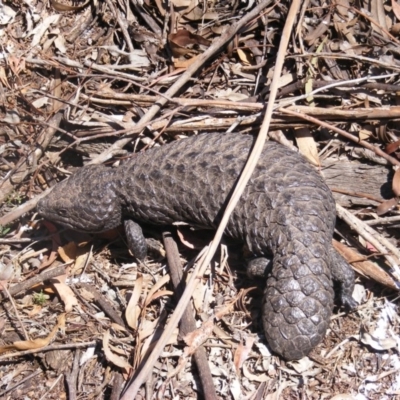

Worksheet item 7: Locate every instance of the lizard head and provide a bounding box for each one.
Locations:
[37,165,122,232]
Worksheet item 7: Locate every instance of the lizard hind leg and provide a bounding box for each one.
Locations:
[124,220,148,261]
[246,256,273,279]
[329,247,358,309]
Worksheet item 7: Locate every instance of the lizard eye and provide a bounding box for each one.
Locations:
[58,209,68,216]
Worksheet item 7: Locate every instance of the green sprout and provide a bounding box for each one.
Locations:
[32,291,48,306]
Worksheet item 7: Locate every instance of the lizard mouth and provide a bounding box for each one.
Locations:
[37,201,107,233]
[36,198,50,220]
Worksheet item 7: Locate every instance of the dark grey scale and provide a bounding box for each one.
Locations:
[37,132,356,360]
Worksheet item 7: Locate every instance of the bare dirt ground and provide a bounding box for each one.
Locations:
[1,0,400,399]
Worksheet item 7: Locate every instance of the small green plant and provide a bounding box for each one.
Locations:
[32,291,48,306]
[6,191,24,206]
[0,225,10,237]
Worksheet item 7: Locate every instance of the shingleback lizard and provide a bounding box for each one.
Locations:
[37,132,356,360]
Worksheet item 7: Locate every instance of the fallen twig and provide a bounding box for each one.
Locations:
[120,0,300,397]
[0,264,67,302]
[279,107,400,167]
[0,369,43,398]
[333,240,398,291]
[336,204,400,282]
[162,231,218,400]
[0,341,97,361]
[78,283,126,327]
[65,349,80,400]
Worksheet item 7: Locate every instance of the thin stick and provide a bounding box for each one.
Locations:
[1,284,29,340]
[0,369,43,397]
[279,107,400,167]
[0,264,67,302]
[0,340,97,361]
[65,349,80,400]
[336,204,400,281]
[276,73,398,108]
[120,0,301,398]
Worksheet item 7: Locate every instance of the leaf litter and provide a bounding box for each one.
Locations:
[1,0,400,398]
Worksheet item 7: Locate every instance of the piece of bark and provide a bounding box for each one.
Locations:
[322,159,392,207]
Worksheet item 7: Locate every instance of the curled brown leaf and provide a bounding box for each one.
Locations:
[392,168,400,197]
[168,29,211,57]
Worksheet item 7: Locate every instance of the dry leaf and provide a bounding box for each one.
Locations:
[28,305,45,317]
[192,278,208,312]
[0,319,6,331]
[50,0,91,12]
[0,262,13,281]
[140,318,179,359]
[138,318,160,342]
[29,14,61,48]
[170,29,210,47]
[393,0,400,21]
[102,330,132,371]
[176,226,213,249]
[0,66,10,88]
[111,323,129,333]
[305,77,314,106]
[183,6,218,21]
[109,343,129,356]
[183,319,214,355]
[125,275,143,330]
[58,242,78,263]
[0,3,16,25]
[171,0,196,8]
[79,287,95,302]
[234,334,255,375]
[392,168,400,196]
[144,274,170,307]
[8,55,26,75]
[0,314,65,355]
[391,22,400,35]
[214,88,249,101]
[52,275,79,312]
[173,56,199,69]
[294,128,320,166]
[287,357,314,373]
[360,331,397,350]
[385,138,400,154]
[335,0,350,17]
[242,364,269,382]
[376,197,398,216]
[276,73,295,89]
[236,48,251,65]
[359,129,373,141]
[168,29,210,57]
[333,240,398,290]
[145,289,173,304]
[71,246,92,274]
[305,13,331,45]
[370,0,389,38]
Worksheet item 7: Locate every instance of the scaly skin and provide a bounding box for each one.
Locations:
[38,133,355,360]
